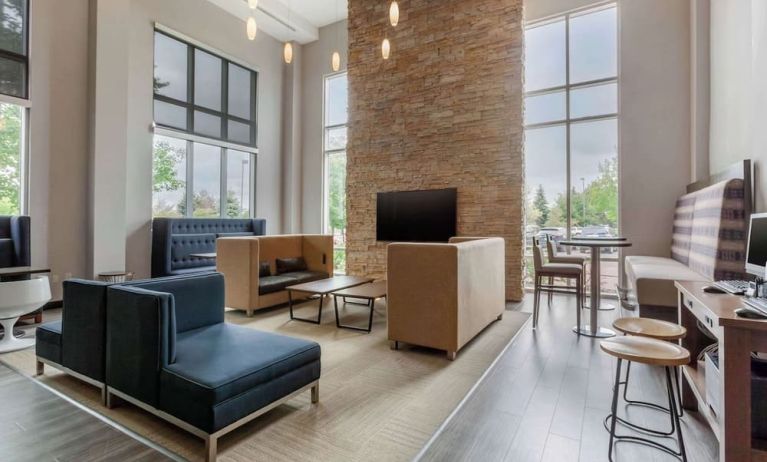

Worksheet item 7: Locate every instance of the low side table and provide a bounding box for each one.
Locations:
[332,280,387,333]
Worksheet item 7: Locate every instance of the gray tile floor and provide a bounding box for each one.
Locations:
[418,294,718,462]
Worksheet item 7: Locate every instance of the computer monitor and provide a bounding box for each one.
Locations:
[746,213,767,277]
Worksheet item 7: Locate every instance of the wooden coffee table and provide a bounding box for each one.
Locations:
[287,275,374,324]
[332,280,387,333]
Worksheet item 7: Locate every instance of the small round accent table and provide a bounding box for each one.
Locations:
[97,271,134,283]
[561,239,632,338]
[0,276,51,353]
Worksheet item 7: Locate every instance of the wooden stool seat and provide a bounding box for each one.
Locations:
[600,336,690,367]
[613,317,686,340]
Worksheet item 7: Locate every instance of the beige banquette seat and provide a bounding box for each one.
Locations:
[625,178,747,322]
[216,235,333,316]
[387,237,506,360]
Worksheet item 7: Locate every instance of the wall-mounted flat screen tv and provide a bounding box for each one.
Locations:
[376,188,457,242]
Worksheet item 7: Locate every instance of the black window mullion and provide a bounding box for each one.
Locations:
[221,61,229,141]
[220,148,227,217]
[0,0,30,100]
[251,71,257,146]
[187,44,195,133]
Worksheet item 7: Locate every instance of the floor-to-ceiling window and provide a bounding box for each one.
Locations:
[151,28,256,218]
[524,4,619,292]
[323,72,348,273]
[0,0,29,215]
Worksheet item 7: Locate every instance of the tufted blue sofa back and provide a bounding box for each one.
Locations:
[0,215,30,268]
[151,218,266,277]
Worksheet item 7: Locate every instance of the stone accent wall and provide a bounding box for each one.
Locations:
[346,0,525,300]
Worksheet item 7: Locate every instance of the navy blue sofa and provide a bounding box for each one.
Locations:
[151,218,266,277]
[104,273,320,461]
[0,215,30,268]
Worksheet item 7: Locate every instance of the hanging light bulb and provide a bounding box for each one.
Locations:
[389,1,399,27]
[382,38,391,60]
[284,42,294,64]
[248,0,258,10]
[331,51,340,71]
[246,17,257,40]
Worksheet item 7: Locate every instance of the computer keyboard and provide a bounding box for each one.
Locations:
[714,279,751,295]
[744,297,767,316]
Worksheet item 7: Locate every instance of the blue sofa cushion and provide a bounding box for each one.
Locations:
[35,321,62,365]
[162,323,320,403]
[258,275,297,295]
[160,323,320,432]
[167,266,216,276]
[0,239,13,268]
[216,232,253,238]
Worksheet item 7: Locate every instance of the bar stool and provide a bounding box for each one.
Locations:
[545,234,587,305]
[601,336,690,461]
[532,241,584,329]
[613,317,686,417]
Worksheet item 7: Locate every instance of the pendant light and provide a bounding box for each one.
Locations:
[382,38,391,60]
[330,0,341,72]
[248,0,258,9]
[283,0,293,64]
[246,16,257,40]
[389,1,399,27]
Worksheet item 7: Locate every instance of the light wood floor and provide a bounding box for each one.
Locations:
[0,362,172,461]
[418,293,719,462]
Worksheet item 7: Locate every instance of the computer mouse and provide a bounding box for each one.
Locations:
[702,285,726,294]
[736,307,767,319]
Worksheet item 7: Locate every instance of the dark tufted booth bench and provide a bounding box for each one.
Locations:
[151,218,266,278]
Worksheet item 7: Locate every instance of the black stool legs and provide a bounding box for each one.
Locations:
[621,361,684,418]
[606,359,687,462]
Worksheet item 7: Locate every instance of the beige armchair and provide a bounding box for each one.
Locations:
[387,237,506,360]
[217,235,334,316]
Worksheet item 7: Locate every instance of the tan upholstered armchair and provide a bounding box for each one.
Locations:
[217,235,334,316]
[387,237,506,360]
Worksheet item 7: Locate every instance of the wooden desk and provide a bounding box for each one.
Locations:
[676,281,767,461]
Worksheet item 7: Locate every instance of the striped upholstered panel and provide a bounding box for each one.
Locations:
[670,193,696,265]
[686,179,747,281]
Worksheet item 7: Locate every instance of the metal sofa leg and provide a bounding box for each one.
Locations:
[246,309,254,317]
[497,313,504,321]
[35,360,43,376]
[105,389,122,409]
[390,340,399,350]
[311,384,320,404]
[205,435,218,462]
[446,351,457,361]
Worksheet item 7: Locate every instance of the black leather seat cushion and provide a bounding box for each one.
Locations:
[160,323,320,432]
[280,271,328,284]
[36,321,62,365]
[258,275,298,295]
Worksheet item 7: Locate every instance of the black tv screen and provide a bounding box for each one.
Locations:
[376,188,457,242]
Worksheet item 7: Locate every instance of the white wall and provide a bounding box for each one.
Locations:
[526,0,692,259]
[709,0,767,211]
[300,20,348,234]
[27,0,91,299]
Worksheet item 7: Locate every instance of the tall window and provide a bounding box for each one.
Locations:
[0,0,29,215]
[323,73,348,273]
[524,4,619,292]
[152,29,256,218]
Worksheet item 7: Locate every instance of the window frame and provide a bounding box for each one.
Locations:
[153,25,259,151]
[524,2,619,242]
[0,0,30,100]
[322,71,348,272]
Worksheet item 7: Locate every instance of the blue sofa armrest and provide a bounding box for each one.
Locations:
[107,285,177,407]
[9,215,30,266]
[251,218,266,235]
[61,279,111,381]
[151,218,174,278]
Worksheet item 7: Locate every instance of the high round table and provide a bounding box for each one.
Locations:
[560,239,632,338]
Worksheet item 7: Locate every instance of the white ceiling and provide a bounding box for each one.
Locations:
[206,0,348,44]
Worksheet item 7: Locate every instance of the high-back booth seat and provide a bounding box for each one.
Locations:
[216,235,333,316]
[151,217,266,277]
[35,273,219,400]
[625,178,747,322]
[0,215,30,268]
[105,273,320,461]
[38,273,321,462]
[387,237,506,360]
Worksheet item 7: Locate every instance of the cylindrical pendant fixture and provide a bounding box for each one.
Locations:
[382,38,391,60]
[247,17,257,40]
[248,0,258,9]
[284,42,294,64]
[389,1,399,27]
[331,51,341,71]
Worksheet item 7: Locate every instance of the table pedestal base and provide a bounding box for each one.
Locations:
[0,317,34,353]
[573,325,615,338]
[584,302,616,311]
